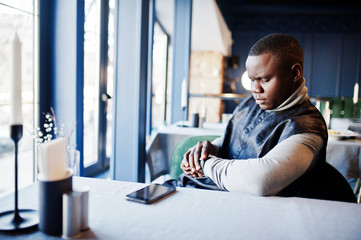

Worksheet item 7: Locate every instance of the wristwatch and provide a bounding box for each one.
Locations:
[200,156,213,169]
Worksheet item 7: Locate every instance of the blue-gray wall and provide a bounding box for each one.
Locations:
[218,2,361,98]
[228,32,361,98]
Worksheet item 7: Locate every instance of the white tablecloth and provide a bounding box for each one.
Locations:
[0,177,360,240]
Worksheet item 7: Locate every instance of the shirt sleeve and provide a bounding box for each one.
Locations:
[202,133,323,196]
[211,136,224,154]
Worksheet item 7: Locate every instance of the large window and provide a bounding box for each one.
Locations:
[150,21,170,133]
[83,0,114,176]
[0,1,36,195]
[148,0,174,136]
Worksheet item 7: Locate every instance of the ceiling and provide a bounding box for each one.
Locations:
[155,0,361,56]
[215,0,361,32]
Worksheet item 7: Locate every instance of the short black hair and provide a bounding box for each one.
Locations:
[249,33,304,68]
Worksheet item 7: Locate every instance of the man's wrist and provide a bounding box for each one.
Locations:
[212,145,220,155]
[200,158,207,169]
[200,155,215,169]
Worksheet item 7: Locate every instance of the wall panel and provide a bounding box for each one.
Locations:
[340,34,361,97]
[310,34,341,97]
[229,32,361,98]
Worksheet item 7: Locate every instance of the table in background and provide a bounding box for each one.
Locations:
[327,138,361,179]
[147,122,361,181]
[146,122,226,180]
[1,177,361,240]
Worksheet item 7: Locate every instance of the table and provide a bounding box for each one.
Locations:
[1,177,361,240]
[146,122,226,180]
[327,138,361,179]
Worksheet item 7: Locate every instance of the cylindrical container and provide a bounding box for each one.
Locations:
[39,171,72,235]
[79,188,89,231]
[191,113,199,128]
[62,191,82,238]
[199,116,205,128]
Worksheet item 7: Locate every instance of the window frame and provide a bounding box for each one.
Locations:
[83,0,111,177]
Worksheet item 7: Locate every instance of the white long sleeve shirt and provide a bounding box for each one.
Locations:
[203,79,324,196]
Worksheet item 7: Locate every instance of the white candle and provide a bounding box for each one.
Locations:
[181,78,187,109]
[38,138,68,181]
[353,82,359,104]
[10,32,23,125]
[324,101,330,128]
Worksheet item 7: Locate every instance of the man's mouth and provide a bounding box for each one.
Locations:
[255,98,266,105]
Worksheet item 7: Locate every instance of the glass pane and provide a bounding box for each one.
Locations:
[106,0,115,159]
[151,22,169,133]
[154,0,174,127]
[0,1,34,195]
[84,0,100,167]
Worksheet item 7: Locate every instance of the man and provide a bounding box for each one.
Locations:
[179,33,355,202]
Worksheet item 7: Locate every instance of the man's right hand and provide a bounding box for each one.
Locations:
[180,140,215,177]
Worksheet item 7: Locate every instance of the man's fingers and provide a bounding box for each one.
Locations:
[180,162,186,170]
[181,161,192,175]
[188,147,195,172]
[194,143,203,171]
[196,170,204,177]
[181,141,214,175]
[201,142,210,160]
[182,150,191,168]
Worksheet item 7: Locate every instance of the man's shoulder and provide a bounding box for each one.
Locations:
[295,100,325,122]
[283,110,327,139]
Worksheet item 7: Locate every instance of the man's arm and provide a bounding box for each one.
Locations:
[202,133,323,196]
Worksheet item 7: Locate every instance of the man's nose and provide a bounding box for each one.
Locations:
[251,80,263,93]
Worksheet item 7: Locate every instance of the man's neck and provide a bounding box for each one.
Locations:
[269,78,308,112]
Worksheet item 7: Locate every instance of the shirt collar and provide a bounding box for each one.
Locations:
[269,78,308,112]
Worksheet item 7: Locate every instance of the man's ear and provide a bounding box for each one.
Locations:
[291,63,303,82]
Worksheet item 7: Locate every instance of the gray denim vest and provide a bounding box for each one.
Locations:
[219,95,328,197]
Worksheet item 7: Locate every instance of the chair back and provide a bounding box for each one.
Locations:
[282,162,358,203]
[319,162,357,203]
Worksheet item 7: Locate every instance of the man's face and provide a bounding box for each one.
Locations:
[246,53,295,110]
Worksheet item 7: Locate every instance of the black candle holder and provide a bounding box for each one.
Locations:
[0,125,38,231]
